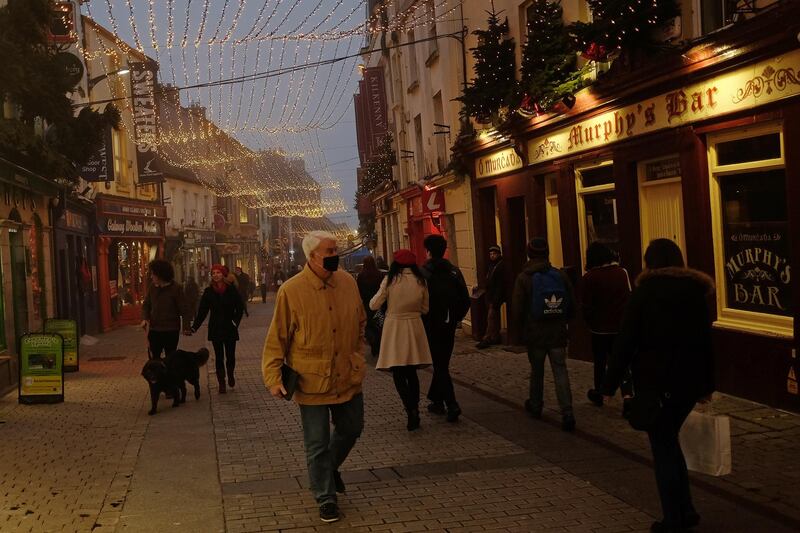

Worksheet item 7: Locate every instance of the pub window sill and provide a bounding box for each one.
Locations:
[713,312,793,339]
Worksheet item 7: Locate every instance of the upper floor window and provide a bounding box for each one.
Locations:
[407,29,419,90]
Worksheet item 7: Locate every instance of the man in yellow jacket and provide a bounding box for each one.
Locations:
[262,230,367,523]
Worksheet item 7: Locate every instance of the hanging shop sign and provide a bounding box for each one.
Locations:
[364,66,388,156]
[475,147,523,179]
[129,62,164,185]
[218,243,241,255]
[528,49,800,165]
[183,229,215,246]
[18,333,64,404]
[99,216,162,237]
[422,188,445,215]
[80,126,113,182]
[44,319,79,372]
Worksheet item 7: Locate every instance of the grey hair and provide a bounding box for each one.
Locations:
[302,230,337,258]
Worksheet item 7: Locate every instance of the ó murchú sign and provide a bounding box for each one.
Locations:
[527,49,800,165]
[475,147,523,179]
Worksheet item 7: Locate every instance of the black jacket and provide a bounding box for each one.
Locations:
[511,259,575,349]
[603,267,716,402]
[191,284,244,342]
[421,257,470,329]
[485,258,506,306]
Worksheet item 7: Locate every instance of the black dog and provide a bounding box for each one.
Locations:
[141,348,210,415]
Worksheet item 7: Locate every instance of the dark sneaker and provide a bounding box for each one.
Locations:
[524,399,541,419]
[562,415,576,432]
[319,502,340,523]
[427,402,446,415]
[406,409,421,431]
[228,375,236,388]
[476,341,491,349]
[333,471,345,494]
[587,389,603,407]
[446,404,462,423]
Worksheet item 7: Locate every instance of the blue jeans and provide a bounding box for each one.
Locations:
[299,393,364,505]
[527,346,574,418]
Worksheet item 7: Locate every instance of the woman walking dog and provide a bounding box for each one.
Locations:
[369,249,432,431]
[191,264,244,394]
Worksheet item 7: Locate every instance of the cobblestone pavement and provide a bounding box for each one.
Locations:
[2,298,799,532]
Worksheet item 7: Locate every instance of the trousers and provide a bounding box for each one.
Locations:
[212,339,236,380]
[527,346,573,417]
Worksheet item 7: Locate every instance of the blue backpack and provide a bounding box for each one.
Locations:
[531,267,570,320]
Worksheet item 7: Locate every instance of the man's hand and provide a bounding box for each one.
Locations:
[270,383,287,399]
[140,320,149,332]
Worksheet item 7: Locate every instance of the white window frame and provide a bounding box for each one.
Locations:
[575,160,615,273]
[707,122,792,338]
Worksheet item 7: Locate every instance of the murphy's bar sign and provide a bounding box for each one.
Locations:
[475,147,523,179]
[528,49,800,164]
[129,62,163,184]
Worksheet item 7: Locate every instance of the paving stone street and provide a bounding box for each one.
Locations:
[2,297,799,532]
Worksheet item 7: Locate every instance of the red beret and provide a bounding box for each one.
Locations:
[393,249,416,266]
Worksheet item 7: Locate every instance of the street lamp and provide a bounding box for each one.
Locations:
[87,67,130,91]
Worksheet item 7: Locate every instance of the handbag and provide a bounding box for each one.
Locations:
[373,308,386,328]
[679,407,732,476]
[626,390,664,431]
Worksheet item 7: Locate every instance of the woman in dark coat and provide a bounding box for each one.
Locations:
[603,239,715,533]
[357,256,385,357]
[191,264,244,394]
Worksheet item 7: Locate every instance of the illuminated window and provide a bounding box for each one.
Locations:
[576,162,618,271]
[239,203,248,223]
[112,128,130,190]
[709,124,791,336]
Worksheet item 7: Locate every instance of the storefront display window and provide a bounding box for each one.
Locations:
[110,240,155,315]
[576,162,619,269]
[709,124,792,336]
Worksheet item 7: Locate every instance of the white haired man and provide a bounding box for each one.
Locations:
[262,230,367,523]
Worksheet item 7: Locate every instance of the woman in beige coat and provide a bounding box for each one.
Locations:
[370,249,432,431]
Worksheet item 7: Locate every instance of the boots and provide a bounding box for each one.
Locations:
[406,407,420,431]
[227,366,236,388]
[218,375,227,394]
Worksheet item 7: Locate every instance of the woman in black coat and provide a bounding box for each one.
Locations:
[603,239,715,533]
[191,264,244,394]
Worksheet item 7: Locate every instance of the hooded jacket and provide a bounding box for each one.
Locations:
[603,267,716,402]
[511,258,575,349]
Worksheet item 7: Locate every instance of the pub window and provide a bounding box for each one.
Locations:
[111,127,130,190]
[708,124,791,337]
[576,161,619,271]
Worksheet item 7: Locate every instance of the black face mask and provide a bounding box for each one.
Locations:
[322,255,340,272]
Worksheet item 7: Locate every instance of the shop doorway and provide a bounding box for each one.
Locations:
[638,155,686,259]
[544,174,564,267]
[8,209,28,344]
[506,196,528,279]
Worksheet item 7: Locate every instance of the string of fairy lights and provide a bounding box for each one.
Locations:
[76,0,461,222]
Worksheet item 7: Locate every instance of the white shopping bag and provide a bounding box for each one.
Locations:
[679,409,732,476]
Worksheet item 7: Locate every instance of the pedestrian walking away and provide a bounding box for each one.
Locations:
[369,249,432,431]
[580,242,632,413]
[357,256,385,358]
[512,237,577,432]
[262,230,366,524]
[421,234,470,423]
[234,266,251,317]
[141,259,191,360]
[191,264,244,394]
[260,267,269,303]
[184,275,200,320]
[477,244,506,349]
[603,238,715,533]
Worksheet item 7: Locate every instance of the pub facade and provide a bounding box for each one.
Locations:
[462,2,800,410]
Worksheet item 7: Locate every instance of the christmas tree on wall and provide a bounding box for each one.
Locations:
[456,3,519,124]
[569,0,680,62]
[354,134,395,239]
[520,0,584,113]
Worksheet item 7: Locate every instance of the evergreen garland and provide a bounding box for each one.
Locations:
[456,4,519,124]
[569,0,681,62]
[354,134,395,240]
[0,0,119,179]
[520,0,584,113]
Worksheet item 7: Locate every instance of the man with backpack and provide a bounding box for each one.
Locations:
[512,237,577,432]
[421,235,471,423]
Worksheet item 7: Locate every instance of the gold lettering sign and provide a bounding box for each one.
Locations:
[475,148,523,179]
[528,49,800,165]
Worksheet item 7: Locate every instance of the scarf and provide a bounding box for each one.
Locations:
[212,280,227,295]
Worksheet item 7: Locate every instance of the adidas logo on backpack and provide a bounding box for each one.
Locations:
[531,268,570,319]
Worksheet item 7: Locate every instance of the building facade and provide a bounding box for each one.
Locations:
[460,0,799,410]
